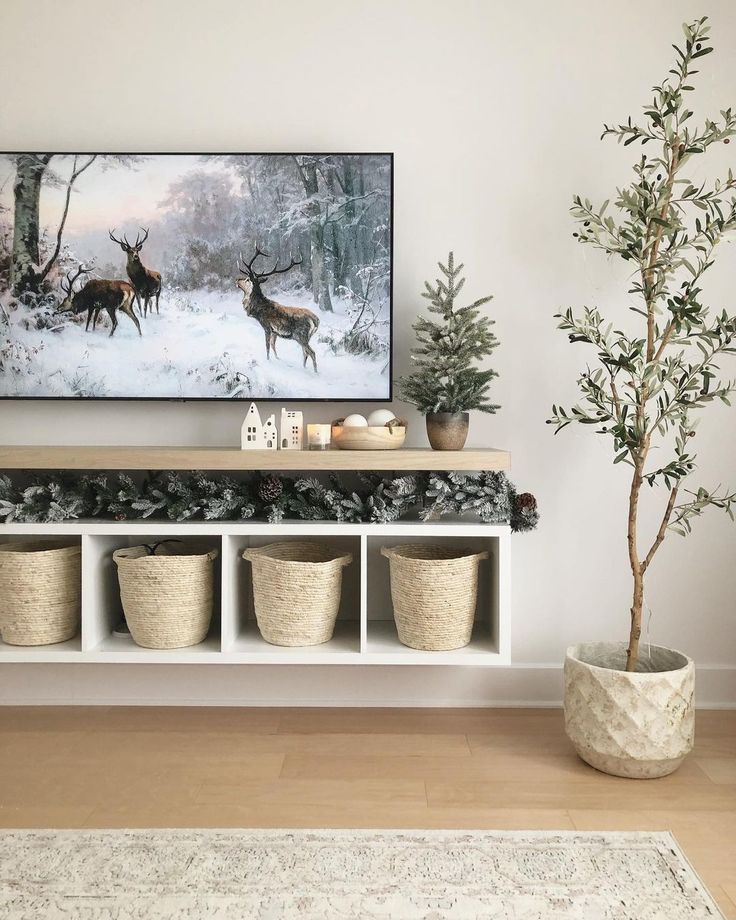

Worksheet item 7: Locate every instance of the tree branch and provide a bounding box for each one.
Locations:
[652,320,675,363]
[291,154,308,189]
[609,375,623,418]
[643,142,681,361]
[641,486,679,573]
[37,154,97,283]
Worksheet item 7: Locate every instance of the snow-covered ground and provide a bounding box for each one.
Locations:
[0,288,390,399]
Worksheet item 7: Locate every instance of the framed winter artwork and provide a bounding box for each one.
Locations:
[0,153,393,401]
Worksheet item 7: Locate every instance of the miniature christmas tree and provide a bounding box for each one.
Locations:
[399,252,499,415]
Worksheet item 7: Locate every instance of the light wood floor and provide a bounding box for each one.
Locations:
[0,706,734,917]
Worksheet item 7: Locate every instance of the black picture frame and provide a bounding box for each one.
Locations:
[0,151,394,403]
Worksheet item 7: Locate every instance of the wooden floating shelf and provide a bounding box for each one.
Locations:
[0,446,511,472]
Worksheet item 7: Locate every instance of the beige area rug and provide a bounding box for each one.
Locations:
[0,828,723,919]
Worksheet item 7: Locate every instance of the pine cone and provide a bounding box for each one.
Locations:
[257,474,284,503]
[511,491,539,534]
[515,492,537,512]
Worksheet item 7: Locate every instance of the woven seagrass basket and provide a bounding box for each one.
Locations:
[113,541,218,649]
[243,542,352,647]
[0,541,81,646]
[381,544,489,651]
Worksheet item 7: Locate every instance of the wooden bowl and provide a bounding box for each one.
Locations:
[331,425,406,450]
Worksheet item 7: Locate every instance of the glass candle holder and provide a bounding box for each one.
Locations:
[307,423,332,450]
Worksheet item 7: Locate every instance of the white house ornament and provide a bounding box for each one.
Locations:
[280,409,304,450]
[241,402,277,450]
[263,413,277,450]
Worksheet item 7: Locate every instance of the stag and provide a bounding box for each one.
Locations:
[58,265,141,337]
[236,248,319,372]
[108,227,162,318]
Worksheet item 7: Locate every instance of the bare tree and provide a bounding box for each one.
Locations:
[10,154,139,299]
[11,154,53,295]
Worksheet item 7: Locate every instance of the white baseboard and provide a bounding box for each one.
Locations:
[1,663,734,707]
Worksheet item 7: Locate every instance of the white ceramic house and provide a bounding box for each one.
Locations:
[262,413,277,450]
[241,403,277,450]
[280,410,303,450]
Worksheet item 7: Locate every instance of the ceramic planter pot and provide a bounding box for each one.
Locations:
[425,412,469,450]
[564,641,694,779]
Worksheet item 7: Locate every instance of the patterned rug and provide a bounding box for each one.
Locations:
[0,828,723,919]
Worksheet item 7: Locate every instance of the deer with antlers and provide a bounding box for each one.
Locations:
[236,247,319,372]
[58,265,141,337]
[108,227,162,318]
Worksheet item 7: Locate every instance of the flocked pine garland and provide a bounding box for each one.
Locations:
[0,470,539,532]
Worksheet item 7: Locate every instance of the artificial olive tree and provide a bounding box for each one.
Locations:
[550,17,736,671]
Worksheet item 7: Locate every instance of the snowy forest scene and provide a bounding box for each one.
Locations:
[0,153,392,399]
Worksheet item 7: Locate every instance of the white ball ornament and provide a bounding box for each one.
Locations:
[367,409,398,427]
[342,413,368,427]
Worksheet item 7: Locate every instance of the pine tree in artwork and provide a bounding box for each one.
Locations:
[399,253,500,414]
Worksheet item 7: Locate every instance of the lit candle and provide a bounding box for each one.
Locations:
[307,423,332,451]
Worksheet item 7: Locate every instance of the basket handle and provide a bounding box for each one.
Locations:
[243,547,353,567]
[142,539,185,556]
[381,546,490,562]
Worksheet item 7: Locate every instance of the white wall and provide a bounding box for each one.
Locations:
[2,0,735,704]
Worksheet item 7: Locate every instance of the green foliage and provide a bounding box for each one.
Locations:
[399,252,499,414]
[423,471,511,522]
[0,470,538,533]
[549,16,736,542]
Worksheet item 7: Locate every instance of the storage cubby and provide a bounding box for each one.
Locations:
[223,532,362,661]
[0,534,83,659]
[81,532,222,658]
[0,521,510,665]
[364,529,509,665]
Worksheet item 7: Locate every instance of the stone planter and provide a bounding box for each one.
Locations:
[425,412,469,450]
[564,641,694,779]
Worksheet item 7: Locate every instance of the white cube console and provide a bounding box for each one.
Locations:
[0,520,511,666]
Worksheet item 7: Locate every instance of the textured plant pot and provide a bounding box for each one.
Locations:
[564,641,694,779]
[426,412,469,450]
